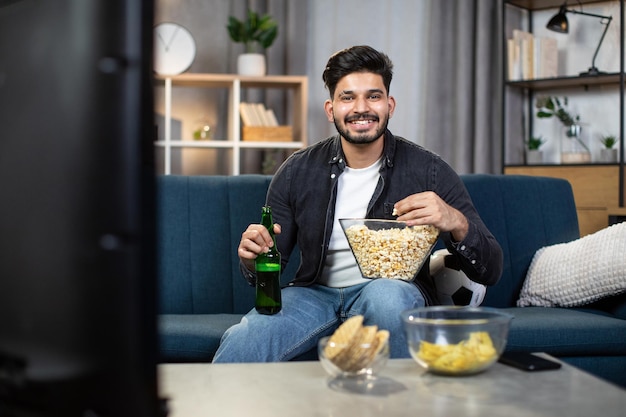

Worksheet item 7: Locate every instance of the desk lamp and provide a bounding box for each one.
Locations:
[546,4,613,76]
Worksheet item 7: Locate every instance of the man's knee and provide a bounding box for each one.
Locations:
[360,279,424,306]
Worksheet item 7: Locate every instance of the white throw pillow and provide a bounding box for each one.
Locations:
[517,222,626,307]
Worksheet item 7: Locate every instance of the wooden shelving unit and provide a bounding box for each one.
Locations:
[154,73,308,175]
[503,0,625,229]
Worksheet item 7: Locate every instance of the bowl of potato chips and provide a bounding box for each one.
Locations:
[339,219,439,281]
[318,315,390,378]
[401,306,513,375]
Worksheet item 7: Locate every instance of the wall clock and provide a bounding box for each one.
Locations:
[154,22,196,75]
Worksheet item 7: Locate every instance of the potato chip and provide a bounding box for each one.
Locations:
[416,331,498,373]
[324,315,363,360]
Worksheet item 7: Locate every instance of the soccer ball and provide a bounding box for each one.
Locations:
[429,249,486,307]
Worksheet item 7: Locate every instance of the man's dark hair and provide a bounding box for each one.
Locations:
[322,45,394,98]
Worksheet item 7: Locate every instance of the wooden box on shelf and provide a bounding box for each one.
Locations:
[242,126,293,142]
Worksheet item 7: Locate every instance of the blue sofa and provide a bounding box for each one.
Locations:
[157,174,626,387]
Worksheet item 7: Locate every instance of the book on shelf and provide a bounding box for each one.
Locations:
[265,108,279,126]
[508,30,557,81]
[537,37,558,79]
[253,103,270,126]
[239,102,257,126]
[507,38,522,81]
[240,102,292,142]
[515,29,534,80]
[239,102,279,127]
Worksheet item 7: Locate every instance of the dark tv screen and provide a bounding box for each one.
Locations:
[0,0,161,416]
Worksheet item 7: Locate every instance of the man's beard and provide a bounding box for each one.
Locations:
[334,113,389,145]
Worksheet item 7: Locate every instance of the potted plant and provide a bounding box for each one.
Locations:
[599,134,618,163]
[536,96,590,163]
[526,135,546,164]
[227,9,278,76]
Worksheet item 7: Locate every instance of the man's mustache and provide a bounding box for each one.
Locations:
[345,114,379,123]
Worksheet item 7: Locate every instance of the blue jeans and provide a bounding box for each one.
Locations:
[212,279,426,363]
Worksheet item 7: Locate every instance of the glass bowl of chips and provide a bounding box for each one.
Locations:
[401,306,513,376]
[318,315,390,378]
[339,219,439,281]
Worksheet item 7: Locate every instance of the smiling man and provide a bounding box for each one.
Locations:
[326,71,394,148]
[212,45,503,363]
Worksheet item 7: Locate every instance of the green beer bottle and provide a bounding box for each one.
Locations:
[255,206,282,315]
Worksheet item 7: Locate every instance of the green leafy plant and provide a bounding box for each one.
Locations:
[227,9,278,53]
[536,95,589,153]
[536,96,580,127]
[527,136,546,150]
[600,134,617,149]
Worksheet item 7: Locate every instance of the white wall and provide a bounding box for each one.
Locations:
[305,0,430,145]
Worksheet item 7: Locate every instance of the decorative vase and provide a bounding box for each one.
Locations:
[193,117,213,141]
[526,150,543,165]
[237,53,266,76]
[561,124,591,164]
[599,148,618,163]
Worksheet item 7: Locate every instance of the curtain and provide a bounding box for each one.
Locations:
[420,0,503,174]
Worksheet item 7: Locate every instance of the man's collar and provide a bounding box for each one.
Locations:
[328,130,396,169]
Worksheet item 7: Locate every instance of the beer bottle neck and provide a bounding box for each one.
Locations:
[260,206,278,251]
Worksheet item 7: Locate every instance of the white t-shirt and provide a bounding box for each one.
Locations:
[318,158,382,287]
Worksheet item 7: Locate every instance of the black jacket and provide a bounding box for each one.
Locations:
[242,130,503,304]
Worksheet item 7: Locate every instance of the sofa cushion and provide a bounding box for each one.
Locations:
[502,307,626,356]
[157,176,235,314]
[518,222,626,308]
[460,175,579,308]
[158,314,244,362]
[157,175,275,315]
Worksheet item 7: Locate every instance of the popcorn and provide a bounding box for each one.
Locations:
[344,223,439,280]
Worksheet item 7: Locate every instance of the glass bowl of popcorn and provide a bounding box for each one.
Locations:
[339,219,439,281]
[401,306,513,375]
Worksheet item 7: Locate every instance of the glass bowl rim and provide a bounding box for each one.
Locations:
[318,335,389,350]
[339,218,411,226]
[401,306,514,326]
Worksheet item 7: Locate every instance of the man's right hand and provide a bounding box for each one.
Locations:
[238,223,281,270]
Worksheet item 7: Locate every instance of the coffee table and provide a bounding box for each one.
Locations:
[158,356,625,417]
